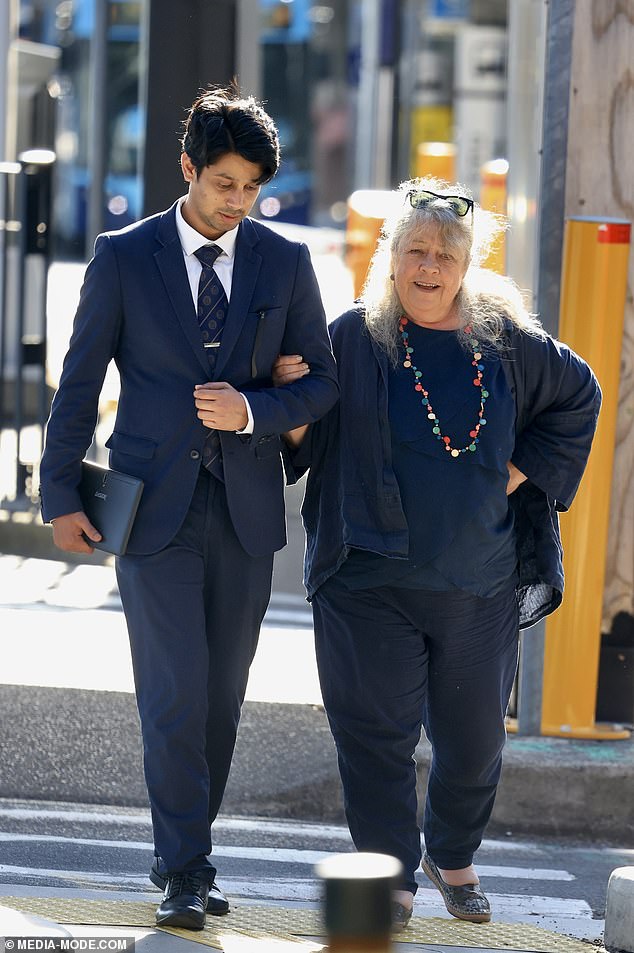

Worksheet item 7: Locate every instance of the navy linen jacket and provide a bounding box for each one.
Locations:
[298,307,601,629]
[40,204,338,557]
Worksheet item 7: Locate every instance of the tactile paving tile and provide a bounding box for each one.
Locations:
[0,896,593,952]
[0,897,156,926]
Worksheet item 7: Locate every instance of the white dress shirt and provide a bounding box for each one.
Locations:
[175,197,254,434]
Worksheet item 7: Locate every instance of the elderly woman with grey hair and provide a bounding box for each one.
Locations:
[273,178,600,929]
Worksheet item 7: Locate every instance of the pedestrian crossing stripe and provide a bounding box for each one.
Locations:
[0,896,594,952]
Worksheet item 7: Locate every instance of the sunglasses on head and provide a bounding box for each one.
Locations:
[407,189,474,218]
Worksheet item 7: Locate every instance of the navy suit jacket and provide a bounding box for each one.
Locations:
[40,203,338,557]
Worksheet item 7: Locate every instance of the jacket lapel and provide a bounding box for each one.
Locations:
[214,218,262,379]
[153,203,211,378]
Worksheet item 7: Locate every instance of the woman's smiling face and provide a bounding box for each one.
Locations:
[392,224,469,329]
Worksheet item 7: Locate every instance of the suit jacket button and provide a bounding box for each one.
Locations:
[190,449,200,460]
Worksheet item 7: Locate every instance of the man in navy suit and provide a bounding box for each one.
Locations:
[39,86,338,930]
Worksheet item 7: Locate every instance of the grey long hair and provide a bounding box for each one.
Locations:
[361,177,544,364]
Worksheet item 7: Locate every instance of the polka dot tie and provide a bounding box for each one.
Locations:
[194,244,228,480]
[195,244,228,340]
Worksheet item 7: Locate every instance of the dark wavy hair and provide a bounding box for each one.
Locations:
[181,84,280,184]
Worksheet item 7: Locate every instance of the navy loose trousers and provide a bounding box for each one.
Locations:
[312,574,519,894]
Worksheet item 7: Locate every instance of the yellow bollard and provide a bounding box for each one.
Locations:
[479,159,508,274]
[415,142,456,184]
[345,190,399,300]
[541,218,631,740]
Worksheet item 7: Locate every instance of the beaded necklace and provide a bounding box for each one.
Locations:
[398,316,489,457]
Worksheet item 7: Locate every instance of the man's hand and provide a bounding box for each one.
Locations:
[194,382,249,431]
[51,511,102,553]
[506,461,528,496]
[272,354,310,387]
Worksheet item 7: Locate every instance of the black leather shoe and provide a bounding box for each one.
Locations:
[150,859,230,915]
[421,852,491,923]
[155,871,209,930]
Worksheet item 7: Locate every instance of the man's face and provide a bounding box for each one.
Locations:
[180,151,263,239]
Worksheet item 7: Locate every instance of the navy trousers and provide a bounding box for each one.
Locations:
[312,574,519,894]
[116,466,273,876]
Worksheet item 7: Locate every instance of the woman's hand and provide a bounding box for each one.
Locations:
[270,355,311,447]
[506,461,528,496]
[282,425,309,449]
[272,354,310,387]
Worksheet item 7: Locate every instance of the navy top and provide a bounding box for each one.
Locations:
[338,322,518,595]
[296,306,601,625]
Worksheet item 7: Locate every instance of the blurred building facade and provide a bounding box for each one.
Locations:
[8,0,507,261]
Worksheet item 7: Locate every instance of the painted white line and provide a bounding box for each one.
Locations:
[0,864,150,887]
[0,806,600,862]
[0,833,332,865]
[0,832,574,880]
[0,868,592,917]
[0,807,567,860]
[0,832,154,851]
[214,846,334,865]
[477,865,574,881]
[269,593,311,608]
[0,807,349,840]
[213,818,351,841]
[0,806,153,826]
[262,611,312,626]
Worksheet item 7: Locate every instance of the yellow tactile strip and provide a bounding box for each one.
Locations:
[0,896,593,953]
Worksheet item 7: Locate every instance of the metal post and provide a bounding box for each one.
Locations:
[354,0,380,189]
[374,0,399,190]
[12,156,27,498]
[0,161,20,431]
[0,0,10,162]
[236,0,261,97]
[1,0,19,162]
[506,0,575,735]
[21,150,54,449]
[8,149,55,506]
[514,0,576,737]
[85,0,109,258]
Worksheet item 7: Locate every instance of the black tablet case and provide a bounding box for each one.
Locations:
[78,461,144,556]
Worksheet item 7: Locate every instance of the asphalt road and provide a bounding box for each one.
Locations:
[0,797,627,943]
